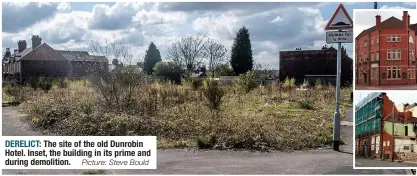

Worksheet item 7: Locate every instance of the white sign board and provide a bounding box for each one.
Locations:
[326,31,353,43]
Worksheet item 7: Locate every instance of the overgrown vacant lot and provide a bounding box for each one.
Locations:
[5,77,352,151]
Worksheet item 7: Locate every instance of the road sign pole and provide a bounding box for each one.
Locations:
[333,41,342,151]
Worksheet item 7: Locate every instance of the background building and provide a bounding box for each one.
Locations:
[355,92,417,162]
[2,35,108,82]
[356,11,417,86]
[279,45,353,85]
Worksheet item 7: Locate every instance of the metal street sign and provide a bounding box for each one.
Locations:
[325,4,353,30]
[326,31,353,43]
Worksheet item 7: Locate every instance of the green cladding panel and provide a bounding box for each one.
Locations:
[355,93,383,136]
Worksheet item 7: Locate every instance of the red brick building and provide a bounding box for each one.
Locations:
[356,11,417,86]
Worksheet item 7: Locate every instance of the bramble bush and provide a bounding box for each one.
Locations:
[236,71,257,93]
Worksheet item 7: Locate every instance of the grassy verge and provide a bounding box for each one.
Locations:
[82,170,106,175]
[14,79,352,151]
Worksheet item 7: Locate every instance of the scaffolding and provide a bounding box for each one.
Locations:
[355,92,385,136]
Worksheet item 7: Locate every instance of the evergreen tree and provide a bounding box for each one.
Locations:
[230,26,253,75]
[143,42,162,74]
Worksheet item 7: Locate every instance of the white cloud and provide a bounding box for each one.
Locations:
[57,2,71,11]
[192,14,241,40]
[380,5,409,9]
[270,16,283,23]
[133,10,187,25]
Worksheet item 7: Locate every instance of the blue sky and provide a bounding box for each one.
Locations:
[2,2,416,67]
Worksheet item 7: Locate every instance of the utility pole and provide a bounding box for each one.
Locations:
[374,2,378,9]
[392,103,395,161]
[333,33,342,151]
[324,4,353,151]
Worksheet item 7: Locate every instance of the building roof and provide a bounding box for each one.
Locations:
[57,50,107,62]
[356,16,406,38]
[280,46,337,53]
[20,43,67,61]
[355,92,386,111]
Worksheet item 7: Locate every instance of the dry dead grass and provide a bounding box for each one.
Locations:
[17,79,352,151]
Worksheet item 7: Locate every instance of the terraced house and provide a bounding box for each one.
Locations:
[2,35,108,83]
[356,11,417,86]
[355,92,417,162]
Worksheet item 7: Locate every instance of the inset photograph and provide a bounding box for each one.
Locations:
[354,10,417,90]
[355,91,417,168]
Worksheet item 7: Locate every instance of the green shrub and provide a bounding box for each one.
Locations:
[183,77,203,90]
[196,135,217,149]
[3,83,24,103]
[283,77,295,89]
[315,78,323,90]
[82,170,105,175]
[28,77,40,90]
[298,100,314,110]
[236,71,257,93]
[153,61,183,84]
[38,77,53,93]
[202,79,224,110]
[59,78,69,88]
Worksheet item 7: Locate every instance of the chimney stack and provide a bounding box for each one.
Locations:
[403,11,409,29]
[31,35,42,49]
[4,48,11,58]
[376,15,381,29]
[409,15,411,27]
[112,59,119,66]
[17,40,27,53]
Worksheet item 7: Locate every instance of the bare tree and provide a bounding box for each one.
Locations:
[88,38,145,112]
[253,61,275,79]
[205,38,227,77]
[89,37,134,65]
[166,35,208,72]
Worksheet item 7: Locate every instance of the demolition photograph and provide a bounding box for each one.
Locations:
[355,91,417,168]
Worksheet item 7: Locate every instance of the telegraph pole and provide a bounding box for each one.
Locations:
[392,103,395,161]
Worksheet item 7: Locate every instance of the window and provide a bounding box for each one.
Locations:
[371,52,374,61]
[410,36,414,44]
[406,126,409,136]
[371,69,374,79]
[388,67,401,80]
[371,68,378,79]
[388,36,401,42]
[376,37,379,43]
[371,39,374,46]
[364,41,368,48]
[410,68,416,79]
[376,52,379,61]
[387,49,401,60]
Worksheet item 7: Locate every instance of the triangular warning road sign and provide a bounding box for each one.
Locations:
[325,4,353,30]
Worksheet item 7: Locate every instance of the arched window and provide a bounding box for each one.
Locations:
[410,36,414,44]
